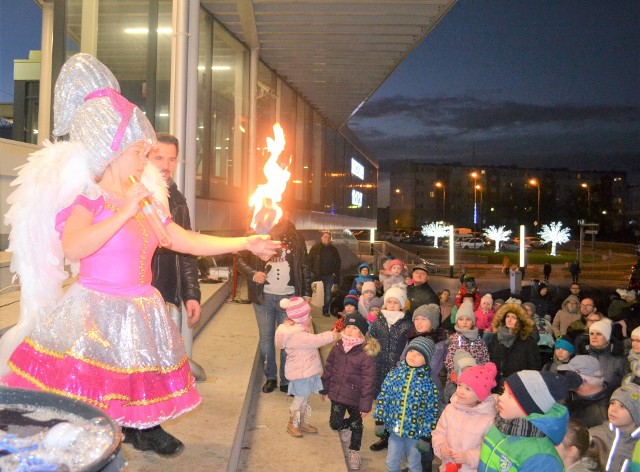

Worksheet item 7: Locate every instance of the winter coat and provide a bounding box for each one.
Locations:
[489,304,540,389]
[369,313,413,395]
[151,179,201,307]
[552,295,581,337]
[589,421,640,472]
[374,362,438,439]
[236,220,312,305]
[542,356,571,373]
[274,323,334,381]
[566,457,602,471]
[432,394,497,471]
[407,282,439,316]
[321,337,379,412]
[444,331,490,378]
[567,387,610,428]
[479,403,568,472]
[351,263,374,290]
[308,241,341,282]
[530,286,557,320]
[475,307,495,331]
[584,343,626,393]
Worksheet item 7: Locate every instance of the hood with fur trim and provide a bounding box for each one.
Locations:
[363,335,381,357]
[492,303,534,340]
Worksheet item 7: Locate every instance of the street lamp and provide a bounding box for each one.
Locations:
[475,184,483,226]
[529,178,540,225]
[435,181,446,220]
[581,183,591,218]
[470,171,479,230]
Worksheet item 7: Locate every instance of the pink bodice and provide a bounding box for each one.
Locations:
[56,193,171,297]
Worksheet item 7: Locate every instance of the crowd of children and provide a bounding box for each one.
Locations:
[272,258,640,471]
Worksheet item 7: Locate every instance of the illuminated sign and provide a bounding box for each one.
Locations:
[351,158,364,180]
[352,190,363,207]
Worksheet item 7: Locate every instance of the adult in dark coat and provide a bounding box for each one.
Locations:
[543,261,552,282]
[308,231,341,316]
[529,281,556,320]
[406,264,439,316]
[236,215,313,394]
[489,303,540,391]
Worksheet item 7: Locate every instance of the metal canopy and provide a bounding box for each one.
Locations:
[201,0,457,129]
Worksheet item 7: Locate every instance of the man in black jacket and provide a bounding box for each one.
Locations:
[407,264,438,316]
[237,213,313,393]
[308,231,341,316]
[150,133,204,379]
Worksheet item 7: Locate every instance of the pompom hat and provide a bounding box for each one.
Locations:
[458,362,497,401]
[280,297,311,323]
[384,286,407,310]
[343,290,360,308]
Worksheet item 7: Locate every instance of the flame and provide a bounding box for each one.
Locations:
[249,123,291,234]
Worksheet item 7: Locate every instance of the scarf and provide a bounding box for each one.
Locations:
[381,310,405,327]
[454,325,479,341]
[494,416,546,439]
[628,350,640,373]
[497,325,517,348]
[341,333,365,353]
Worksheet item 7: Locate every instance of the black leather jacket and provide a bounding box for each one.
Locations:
[236,220,312,305]
[151,179,201,307]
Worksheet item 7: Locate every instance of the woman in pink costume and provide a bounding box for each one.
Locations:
[0,54,278,457]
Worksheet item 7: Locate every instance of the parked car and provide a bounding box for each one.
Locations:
[460,238,487,249]
[408,230,426,244]
[501,239,532,252]
[514,236,546,248]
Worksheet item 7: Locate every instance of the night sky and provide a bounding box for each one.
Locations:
[349,0,640,177]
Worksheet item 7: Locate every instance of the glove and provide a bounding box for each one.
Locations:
[416,437,432,454]
[375,423,386,437]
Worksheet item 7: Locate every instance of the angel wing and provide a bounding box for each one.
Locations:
[0,140,97,375]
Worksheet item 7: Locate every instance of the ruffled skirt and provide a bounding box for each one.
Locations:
[3,283,201,428]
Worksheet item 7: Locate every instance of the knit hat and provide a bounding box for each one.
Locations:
[369,297,384,309]
[362,281,376,294]
[384,286,407,309]
[412,303,440,329]
[611,383,640,426]
[453,349,477,380]
[632,326,640,339]
[589,319,612,342]
[505,297,522,305]
[557,355,604,382]
[406,336,435,363]
[343,290,360,308]
[616,288,637,301]
[345,313,369,336]
[388,259,404,270]
[481,293,493,306]
[494,298,504,306]
[412,264,429,274]
[280,297,311,323]
[458,362,498,401]
[522,302,536,316]
[456,299,476,324]
[505,370,568,415]
[554,335,576,355]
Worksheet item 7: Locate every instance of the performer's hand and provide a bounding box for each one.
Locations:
[186,299,201,326]
[253,272,267,284]
[245,235,280,261]
[124,182,151,219]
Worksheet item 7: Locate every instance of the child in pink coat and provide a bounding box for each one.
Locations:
[275,297,337,437]
[474,293,495,332]
[432,362,498,471]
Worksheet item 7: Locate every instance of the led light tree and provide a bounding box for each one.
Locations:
[422,222,449,248]
[483,225,511,253]
[538,221,571,257]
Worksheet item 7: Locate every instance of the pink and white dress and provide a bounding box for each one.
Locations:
[3,191,201,428]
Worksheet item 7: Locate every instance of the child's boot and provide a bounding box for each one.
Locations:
[369,429,389,451]
[299,405,318,433]
[348,450,361,470]
[287,410,303,438]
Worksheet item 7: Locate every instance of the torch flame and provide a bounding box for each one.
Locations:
[249,123,291,234]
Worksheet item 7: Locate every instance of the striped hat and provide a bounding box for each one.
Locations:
[505,370,568,415]
[280,297,311,323]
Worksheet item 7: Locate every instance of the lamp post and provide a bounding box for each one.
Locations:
[475,184,483,227]
[395,188,404,228]
[529,178,540,225]
[581,183,591,218]
[435,181,446,220]
[471,171,479,231]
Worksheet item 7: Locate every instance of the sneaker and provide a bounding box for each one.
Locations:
[128,425,184,457]
[339,428,352,444]
[348,450,361,470]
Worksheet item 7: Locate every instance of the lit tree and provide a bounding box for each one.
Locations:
[422,222,449,248]
[483,225,511,252]
[538,221,571,256]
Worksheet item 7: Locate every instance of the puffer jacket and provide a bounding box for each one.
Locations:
[432,393,497,471]
[236,220,312,305]
[369,312,413,395]
[275,322,335,381]
[151,179,201,307]
[552,295,581,337]
[589,421,640,472]
[584,343,626,394]
[321,337,380,412]
[374,361,438,439]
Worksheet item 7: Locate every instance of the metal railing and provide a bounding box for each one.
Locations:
[356,241,457,276]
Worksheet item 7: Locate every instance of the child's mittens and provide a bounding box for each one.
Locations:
[416,437,432,454]
[374,422,386,437]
